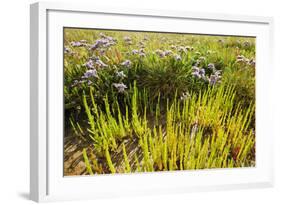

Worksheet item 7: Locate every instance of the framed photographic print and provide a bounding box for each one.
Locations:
[30,2,274,202]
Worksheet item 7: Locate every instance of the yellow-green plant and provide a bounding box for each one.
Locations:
[82,148,94,175]
[81,83,255,174]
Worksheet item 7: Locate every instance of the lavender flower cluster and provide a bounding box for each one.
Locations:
[64,46,75,55]
[111,60,132,93]
[152,44,194,62]
[154,49,183,61]
[192,66,206,79]
[112,83,127,93]
[84,56,108,70]
[243,41,251,47]
[236,55,255,67]
[70,39,88,47]
[68,32,232,93]
[65,40,89,55]
[155,49,172,58]
[116,70,126,79]
[121,60,132,68]
[180,91,191,101]
[124,36,133,45]
[71,68,99,87]
[90,33,117,50]
[191,63,222,86]
[131,49,146,57]
[170,45,194,52]
[70,35,132,92]
[193,56,207,67]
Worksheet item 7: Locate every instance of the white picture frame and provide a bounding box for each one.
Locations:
[30,1,274,202]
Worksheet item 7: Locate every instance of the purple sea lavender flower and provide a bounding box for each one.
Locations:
[99,49,106,56]
[191,66,202,78]
[159,52,165,58]
[207,63,216,71]
[95,59,108,68]
[178,46,187,53]
[180,91,191,100]
[132,49,139,55]
[236,55,246,61]
[249,58,256,66]
[192,71,201,78]
[174,54,182,61]
[155,49,165,58]
[85,59,94,69]
[83,69,98,79]
[79,80,87,84]
[155,49,162,54]
[139,52,146,57]
[99,33,107,38]
[90,40,102,50]
[116,71,126,78]
[121,60,132,68]
[192,66,200,73]
[90,56,100,61]
[164,50,173,56]
[194,60,200,67]
[236,58,245,63]
[237,55,245,59]
[209,71,221,85]
[124,36,132,42]
[139,48,145,53]
[64,47,72,54]
[113,83,127,93]
[243,41,251,47]
[106,36,116,42]
[198,56,206,62]
[214,70,222,76]
[209,75,219,85]
[90,37,115,50]
[123,36,133,45]
[70,41,83,47]
[199,68,205,76]
[80,39,87,44]
[71,80,79,87]
[103,41,115,48]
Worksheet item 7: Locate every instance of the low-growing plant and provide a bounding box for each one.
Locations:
[81,82,255,174]
[65,28,256,176]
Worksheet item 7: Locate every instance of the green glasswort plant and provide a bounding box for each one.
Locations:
[80,82,255,174]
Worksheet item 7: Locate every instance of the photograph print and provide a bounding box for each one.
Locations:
[63,28,255,176]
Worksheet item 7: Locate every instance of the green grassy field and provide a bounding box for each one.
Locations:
[63,28,255,175]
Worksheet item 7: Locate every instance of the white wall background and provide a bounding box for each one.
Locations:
[0,0,280,204]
